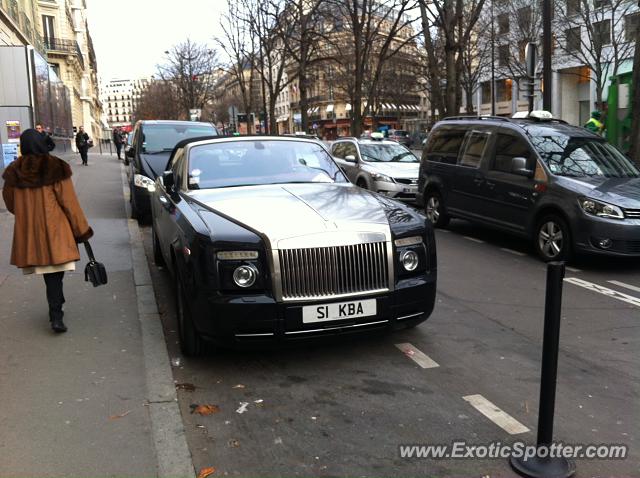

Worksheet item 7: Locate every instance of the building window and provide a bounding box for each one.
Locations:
[567,0,580,16]
[496,79,513,103]
[625,12,640,42]
[498,13,510,34]
[42,15,55,45]
[566,27,581,52]
[498,44,510,66]
[517,7,532,31]
[593,0,611,9]
[594,20,611,47]
[49,62,60,78]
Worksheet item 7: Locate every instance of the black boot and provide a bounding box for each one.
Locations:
[51,318,67,333]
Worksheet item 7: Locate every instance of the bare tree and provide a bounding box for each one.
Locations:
[329,0,421,136]
[157,39,219,119]
[216,0,260,134]
[418,0,487,117]
[461,13,492,113]
[134,80,183,120]
[278,0,327,132]
[555,0,636,110]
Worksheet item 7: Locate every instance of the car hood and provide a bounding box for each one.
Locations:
[188,183,396,249]
[140,152,171,179]
[365,162,420,179]
[560,176,640,209]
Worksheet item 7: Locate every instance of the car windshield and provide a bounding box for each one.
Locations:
[530,136,640,178]
[393,130,409,137]
[142,124,216,153]
[187,140,348,189]
[360,143,418,163]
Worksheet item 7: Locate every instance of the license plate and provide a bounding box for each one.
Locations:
[302,299,377,324]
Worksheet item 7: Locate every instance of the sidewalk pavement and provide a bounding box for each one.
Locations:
[0,152,192,476]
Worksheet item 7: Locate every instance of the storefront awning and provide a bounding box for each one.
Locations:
[345,103,352,111]
[276,115,289,122]
[326,104,334,112]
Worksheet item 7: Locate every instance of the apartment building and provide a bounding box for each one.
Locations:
[100,77,151,132]
[476,0,638,126]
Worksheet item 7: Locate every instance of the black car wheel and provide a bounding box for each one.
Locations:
[534,214,572,262]
[176,274,203,357]
[357,178,368,189]
[152,224,165,267]
[424,190,450,227]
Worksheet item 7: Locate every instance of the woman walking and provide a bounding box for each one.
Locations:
[2,129,93,333]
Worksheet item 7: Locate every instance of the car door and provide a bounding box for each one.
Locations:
[480,130,538,233]
[155,147,185,259]
[332,141,359,182]
[448,129,493,219]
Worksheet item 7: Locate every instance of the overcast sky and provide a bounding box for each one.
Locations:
[86,0,226,81]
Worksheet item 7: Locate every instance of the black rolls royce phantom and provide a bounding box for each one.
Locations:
[151,136,437,356]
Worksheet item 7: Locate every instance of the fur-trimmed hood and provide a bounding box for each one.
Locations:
[2,154,72,189]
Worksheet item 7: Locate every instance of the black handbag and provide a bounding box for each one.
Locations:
[83,242,107,287]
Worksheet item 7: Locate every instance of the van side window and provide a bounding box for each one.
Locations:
[493,134,532,173]
[459,132,489,168]
[425,129,466,164]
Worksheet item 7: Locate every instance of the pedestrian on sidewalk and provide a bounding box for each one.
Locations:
[2,129,93,333]
[35,123,55,152]
[113,127,124,160]
[75,126,90,165]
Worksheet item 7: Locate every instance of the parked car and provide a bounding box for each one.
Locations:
[417,113,640,261]
[330,134,420,202]
[387,129,413,148]
[151,136,437,356]
[125,120,218,222]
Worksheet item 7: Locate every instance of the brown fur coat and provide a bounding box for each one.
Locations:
[2,154,93,268]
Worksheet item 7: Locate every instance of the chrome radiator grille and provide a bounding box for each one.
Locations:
[278,242,389,300]
[624,208,640,219]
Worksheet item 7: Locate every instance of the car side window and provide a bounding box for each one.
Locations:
[425,129,466,164]
[493,133,533,174]
[343,143,358,159]
[332,143,345,159]
[459,132,490,168]
[171,149,185,188]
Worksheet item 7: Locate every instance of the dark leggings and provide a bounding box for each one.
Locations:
[80,148,88,164]
[43,272,65,321]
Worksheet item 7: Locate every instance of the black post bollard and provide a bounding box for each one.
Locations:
[510,261,576,478]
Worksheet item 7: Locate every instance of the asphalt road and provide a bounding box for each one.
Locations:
[141,210,639,476]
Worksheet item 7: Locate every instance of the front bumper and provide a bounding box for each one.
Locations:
[192,273,436,346]
[573,214,640,256]
[373,180,418,202]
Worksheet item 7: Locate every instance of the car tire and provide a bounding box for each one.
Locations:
[152,224,165,267]
[534,214,572,262]
[176,274,204,357]
[424,190,450,227]
[356,178,368,190]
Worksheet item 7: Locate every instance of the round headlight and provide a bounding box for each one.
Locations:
[233,264,258,288]
[400,250,419,271]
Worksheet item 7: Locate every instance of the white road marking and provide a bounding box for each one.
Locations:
[463,394,530,435]
[608,280,640,295]
[463,236,484,244]
[564,278,640,308]
[566,266,581,273]
[395,343,439,369]
[500,248,526,257]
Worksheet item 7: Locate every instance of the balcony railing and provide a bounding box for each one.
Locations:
[43,36,85,70]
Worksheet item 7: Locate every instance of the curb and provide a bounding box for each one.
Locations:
[120,165,195,478]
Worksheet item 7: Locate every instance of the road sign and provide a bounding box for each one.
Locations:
[525,43,537,78]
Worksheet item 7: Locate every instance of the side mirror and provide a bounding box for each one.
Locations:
[344,154,357,163]
[511,157,533,177]
[163,171,175,191]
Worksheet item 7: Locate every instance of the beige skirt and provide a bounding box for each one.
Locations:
[22,261,76,275]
